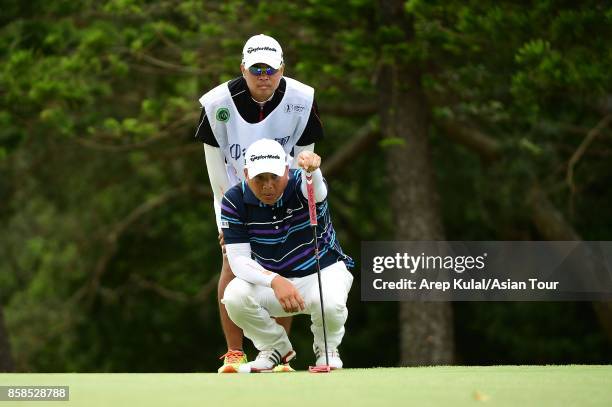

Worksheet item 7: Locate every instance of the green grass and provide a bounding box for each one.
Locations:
[1,366,611,406]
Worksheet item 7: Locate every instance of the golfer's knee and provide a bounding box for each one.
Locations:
[222,278,252,313]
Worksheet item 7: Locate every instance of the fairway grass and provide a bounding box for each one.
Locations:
[1,365,611,407]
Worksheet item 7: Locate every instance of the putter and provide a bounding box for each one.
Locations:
[305,171,331,374]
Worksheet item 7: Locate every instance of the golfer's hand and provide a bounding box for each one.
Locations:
[271,276,305,313]
[297,151,321,173]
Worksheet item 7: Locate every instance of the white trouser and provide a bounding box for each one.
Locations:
[222,261,353,355]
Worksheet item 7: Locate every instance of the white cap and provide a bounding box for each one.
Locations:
[242,34,283,69]
[244,139,287,178]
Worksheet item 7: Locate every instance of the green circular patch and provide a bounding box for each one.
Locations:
[216,107,230,122]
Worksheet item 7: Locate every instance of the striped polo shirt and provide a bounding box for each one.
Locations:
[220,169,354,278]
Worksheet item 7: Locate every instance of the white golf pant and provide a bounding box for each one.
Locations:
[222,261,353,354]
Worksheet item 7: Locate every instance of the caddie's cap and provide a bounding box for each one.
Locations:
[242,34,283,69]
[244,139,287,178]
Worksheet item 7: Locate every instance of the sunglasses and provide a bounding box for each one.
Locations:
[248,65,279,76]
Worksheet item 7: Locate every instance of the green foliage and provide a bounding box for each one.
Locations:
[456,302,612,364]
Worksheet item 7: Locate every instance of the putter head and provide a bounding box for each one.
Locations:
[308,365,331,373]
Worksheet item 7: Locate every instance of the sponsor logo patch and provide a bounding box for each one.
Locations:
[216,107,230,122]
[284,104,306,113]
[220,220,229,228]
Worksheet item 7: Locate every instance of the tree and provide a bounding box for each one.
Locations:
[377,0,454,365]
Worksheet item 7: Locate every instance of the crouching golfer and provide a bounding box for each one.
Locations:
[220,139,353,372]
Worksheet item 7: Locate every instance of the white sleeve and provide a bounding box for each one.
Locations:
[204,144,231,228]
[290,143,315,169]
[300,168,327,202]
[225,243,278,287]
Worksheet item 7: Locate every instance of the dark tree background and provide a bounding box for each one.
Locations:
[1,0,611,372]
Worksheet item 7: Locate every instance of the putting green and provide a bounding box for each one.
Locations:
[1,365,610,406]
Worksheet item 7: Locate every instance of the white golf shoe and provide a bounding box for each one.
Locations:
[314,345,343,369]
[241,349,296,373]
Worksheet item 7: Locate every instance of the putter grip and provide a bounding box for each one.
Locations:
[305,172,317,226]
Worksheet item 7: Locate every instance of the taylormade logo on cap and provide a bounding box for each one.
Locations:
[250,154,281,162]
[246,46,278,54]
[242,34,283,69]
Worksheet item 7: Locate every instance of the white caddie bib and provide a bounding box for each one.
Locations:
[199,77,314,186]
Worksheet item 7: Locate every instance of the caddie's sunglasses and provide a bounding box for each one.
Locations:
[248,66,279,76]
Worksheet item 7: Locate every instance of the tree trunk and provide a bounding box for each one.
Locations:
[378,0,454,366]
[0,306,15,372]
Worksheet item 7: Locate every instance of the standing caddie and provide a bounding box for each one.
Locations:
[195,34,324,372]
[221,139,354,372]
